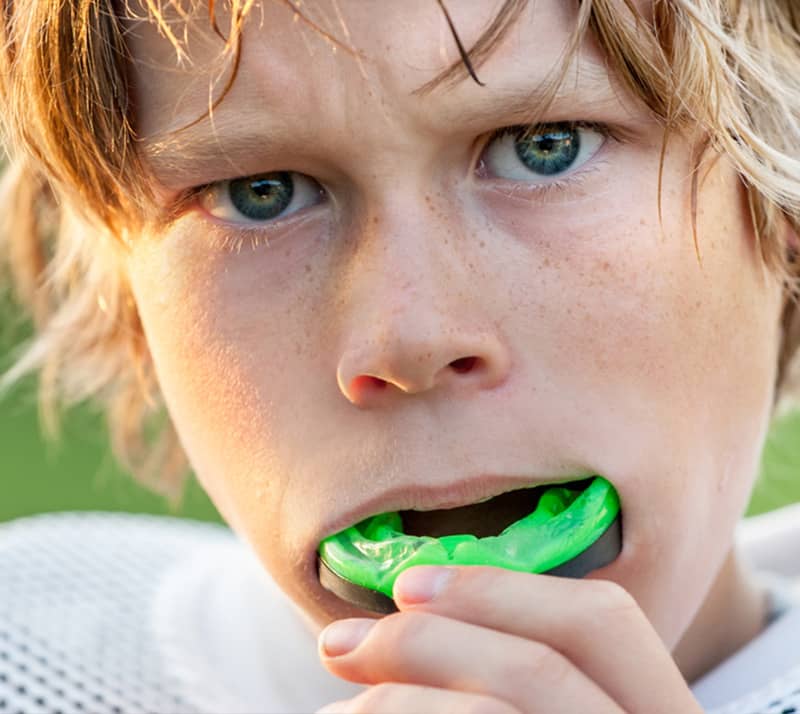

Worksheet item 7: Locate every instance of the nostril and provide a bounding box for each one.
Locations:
[450,356,478,374]
[351,375,388,392]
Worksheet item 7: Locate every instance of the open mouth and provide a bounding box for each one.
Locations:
[399,477,592,539]
[318,476,622,613]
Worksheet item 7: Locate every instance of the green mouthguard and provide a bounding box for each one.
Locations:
[318,475,620,601]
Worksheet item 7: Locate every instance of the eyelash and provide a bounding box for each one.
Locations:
[485,120,615,144]
[177,120,619,254]
[207,230,279,254]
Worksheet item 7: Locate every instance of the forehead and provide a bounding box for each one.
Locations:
[125,0,617,140]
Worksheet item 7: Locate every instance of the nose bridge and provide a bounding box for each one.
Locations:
[335,191,511,406]
[359,194,455,314]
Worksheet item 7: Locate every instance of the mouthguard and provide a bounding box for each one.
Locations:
[318,475,622,613]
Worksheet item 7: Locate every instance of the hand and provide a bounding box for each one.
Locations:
[316,566,704,713]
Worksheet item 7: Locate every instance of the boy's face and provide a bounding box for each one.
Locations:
[125,0,784,644]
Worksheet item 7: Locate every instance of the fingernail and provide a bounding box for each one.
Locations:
[394,566,454,604]
[319,619,375,657]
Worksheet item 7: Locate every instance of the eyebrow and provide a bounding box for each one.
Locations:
[439,60,619,127]
[141,59,619,189]
[142,113,296,189]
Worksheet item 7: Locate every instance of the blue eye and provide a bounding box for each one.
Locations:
[201,171,324,225]
[516,125,579,175]
[482,123,605,183]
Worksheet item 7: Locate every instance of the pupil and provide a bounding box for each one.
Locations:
[538,138,556,154]
[515,124,580,176]
[229,171,294,220]
[252,179,280,197]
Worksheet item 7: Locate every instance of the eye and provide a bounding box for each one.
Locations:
[200,171,325,225]
[480,122,606,183]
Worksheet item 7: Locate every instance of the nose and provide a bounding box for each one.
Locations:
[337,323,511,406]
[335,225,511,408]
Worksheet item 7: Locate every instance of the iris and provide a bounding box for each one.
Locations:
[228,172,294,221]
[514,124,580,176]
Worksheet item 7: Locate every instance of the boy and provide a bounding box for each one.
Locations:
[2,0,800,711]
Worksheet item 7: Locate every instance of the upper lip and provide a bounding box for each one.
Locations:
[318,473,591,542]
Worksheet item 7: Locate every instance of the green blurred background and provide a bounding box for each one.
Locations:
[2,293,800,524]
[0,297,222,524]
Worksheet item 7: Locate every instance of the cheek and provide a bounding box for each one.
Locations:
[483,165,775,435]
[124,226,323,536]
[560,168,782,641]
[480,157,782,642]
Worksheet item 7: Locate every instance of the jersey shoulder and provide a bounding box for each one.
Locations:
[0,511,232,713]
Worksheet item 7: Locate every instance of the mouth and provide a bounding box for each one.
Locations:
[318,476,622,613]
[398,477,589,539]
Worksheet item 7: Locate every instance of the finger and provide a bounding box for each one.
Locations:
[392,566,697,714]
[318,613,623,714]
[317,683,523,714]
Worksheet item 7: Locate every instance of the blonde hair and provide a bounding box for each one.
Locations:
[1,0,799,504]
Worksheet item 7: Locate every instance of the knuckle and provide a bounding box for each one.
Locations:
[498,640,569,687]
[589,579,640,619]
[535,645,572,687]
[381,609,431,643]
[558,579,643,654]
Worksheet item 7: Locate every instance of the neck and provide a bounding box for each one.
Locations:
[673,547,769,684]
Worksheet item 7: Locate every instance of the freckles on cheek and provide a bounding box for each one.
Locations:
[127,218,346,530]
[523,186,771,453]
[537,219,686,385]
[126,235,295,491]
[130,219,320,382]
[141,290,276,459]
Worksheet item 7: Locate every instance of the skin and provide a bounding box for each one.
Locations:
[122,0,788,710]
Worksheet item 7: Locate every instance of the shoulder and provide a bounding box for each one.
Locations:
[0,511,235,602]
[0,509,232,551]
[694,505,800,712]
[0,511,235,713]
[0,511,365,713]
[0,510,235,609]
[737,502,800,581]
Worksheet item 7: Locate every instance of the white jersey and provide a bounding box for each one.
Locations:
[1,506,799,714]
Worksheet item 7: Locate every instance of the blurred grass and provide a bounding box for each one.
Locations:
[0,377,222,523]
[0,298,222,523]
[1,300,799,522]
[749,407,800,516]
